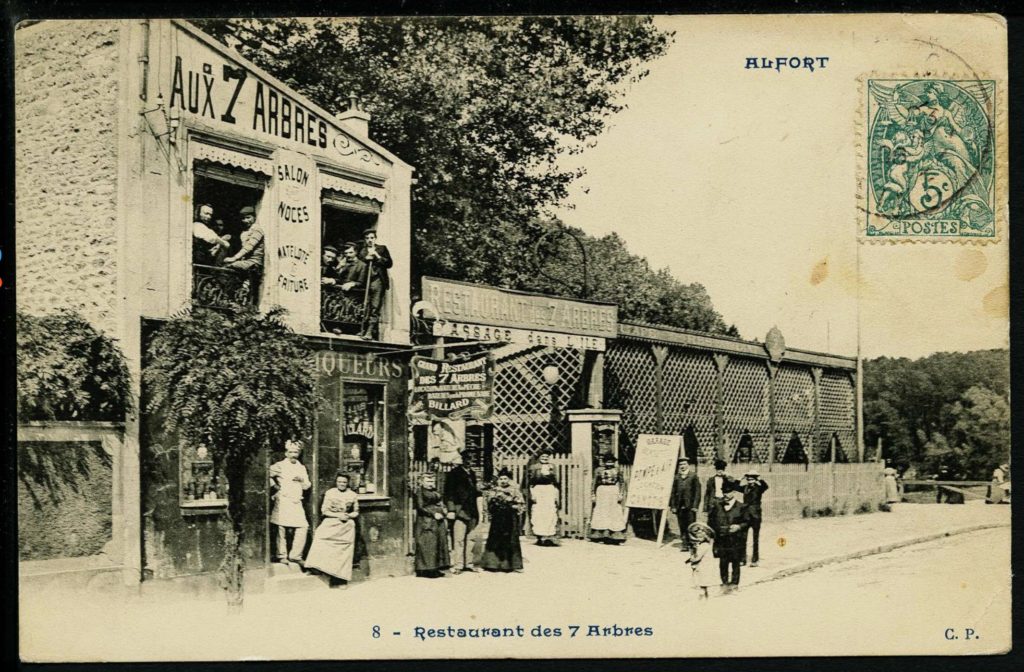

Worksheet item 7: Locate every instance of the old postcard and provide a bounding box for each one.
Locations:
[14,13,1010,661]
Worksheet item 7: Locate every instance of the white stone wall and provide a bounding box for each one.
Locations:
[15,21,121,335]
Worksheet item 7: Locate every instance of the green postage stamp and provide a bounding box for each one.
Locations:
[862,78,998,241]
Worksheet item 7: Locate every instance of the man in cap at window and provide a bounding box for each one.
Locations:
[321,245,343,286]
[358,228,393,340]
[338,242,368,297]
[224,206,265,272]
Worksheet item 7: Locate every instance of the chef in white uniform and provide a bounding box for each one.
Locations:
[269,439,311,565]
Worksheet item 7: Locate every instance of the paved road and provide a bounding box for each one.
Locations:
[711,527,1012,656]
[22,522,1010,661]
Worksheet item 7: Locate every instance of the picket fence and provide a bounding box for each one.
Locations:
[407,457,885,546]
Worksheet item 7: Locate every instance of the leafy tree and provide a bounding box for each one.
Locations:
[531,226,734,332]
[143,306,318,606]
[17,310,132,422]
[863,349,1009,478]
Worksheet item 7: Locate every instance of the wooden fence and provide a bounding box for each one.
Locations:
[756,462,886,520]
[407,458,885,548]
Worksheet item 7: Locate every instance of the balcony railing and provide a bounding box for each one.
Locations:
[321,284,366,336]
[192,264,260,309]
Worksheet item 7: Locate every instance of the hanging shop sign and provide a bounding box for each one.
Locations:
[421,277,617,339]
[431,319,606,352]
[409,354,494,421]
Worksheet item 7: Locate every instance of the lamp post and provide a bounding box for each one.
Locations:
[533,228,590,300]
[542,364,562,450]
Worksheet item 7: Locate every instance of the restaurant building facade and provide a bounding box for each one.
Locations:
[16,19,873,593]
[16,19,415,590]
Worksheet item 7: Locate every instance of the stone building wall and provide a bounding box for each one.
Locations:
[15,21,121,335]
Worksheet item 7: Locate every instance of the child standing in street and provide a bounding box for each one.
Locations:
[686,522,716,599]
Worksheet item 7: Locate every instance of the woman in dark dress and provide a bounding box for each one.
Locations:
[481,468,526,572]
[413,472,451,578]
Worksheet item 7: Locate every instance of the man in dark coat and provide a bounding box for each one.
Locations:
[338,242,368,297]
[704,458,738,530]
[670,460,701,552]
[712,481,750,591]
[358,228,393,340]
[741,468,769,566]
[444,450,482,573]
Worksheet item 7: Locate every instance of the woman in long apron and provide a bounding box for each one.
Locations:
[413,472,451,577]
[304,472,359,588]
[481,468,526,572]
[589,453,627,544]
[527,451,561,546]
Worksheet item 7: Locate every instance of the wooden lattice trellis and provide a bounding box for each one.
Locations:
[772,364,816,462]
[491,345,582,458]
[662,349,718,463]
[604,342,657,461]
[723,357,771,463]
[819,371,856,462]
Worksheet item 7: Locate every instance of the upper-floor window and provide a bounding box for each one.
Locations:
[191,162,268,310]
[319,191,390,340]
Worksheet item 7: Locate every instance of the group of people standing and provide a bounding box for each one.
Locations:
[320,228,392,340]
[268,441,772,596]
[672,458,770,597]
[411,449,568,577]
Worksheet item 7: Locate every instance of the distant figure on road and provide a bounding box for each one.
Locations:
[741,468,769,567]
[670,460,701,552]
[685,522,716,600]
[987,463,1010,504]
[884,467,901,504]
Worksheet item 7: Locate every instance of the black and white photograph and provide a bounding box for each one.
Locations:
[10,11,1011,661]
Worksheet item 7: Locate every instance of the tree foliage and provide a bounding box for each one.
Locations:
[17,310,133,423]
[863,349,1009,479]
[531,225,736,333]
[193,18,730,333]
[143,306,318,605]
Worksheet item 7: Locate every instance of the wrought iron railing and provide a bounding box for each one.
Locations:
[192,264,259,309]
[321,284,366,335]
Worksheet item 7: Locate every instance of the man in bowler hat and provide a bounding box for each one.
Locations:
[704,458,738,530]
[670,460,701,552]
[712,480,750,592]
